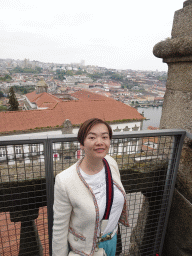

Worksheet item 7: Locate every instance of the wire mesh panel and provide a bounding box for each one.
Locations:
[0,130,186,256]
[0,142,49,256]
[111,135,174,256]
[161,132,192,256]
[52,141,79,177]
[50,132,185,256]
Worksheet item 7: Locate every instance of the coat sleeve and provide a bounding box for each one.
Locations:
[52,174,72,256]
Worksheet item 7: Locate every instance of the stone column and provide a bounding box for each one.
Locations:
[153,1,192,255]
[153,1,192,131]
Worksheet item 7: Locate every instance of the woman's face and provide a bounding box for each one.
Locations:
[80,123,111,161]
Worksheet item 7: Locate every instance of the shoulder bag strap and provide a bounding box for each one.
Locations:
[102,158,114,220]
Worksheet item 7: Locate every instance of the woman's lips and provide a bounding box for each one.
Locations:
[94,148,105,152]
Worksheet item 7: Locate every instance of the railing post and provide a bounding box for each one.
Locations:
[44,138,54,256]
[153,132,186,256]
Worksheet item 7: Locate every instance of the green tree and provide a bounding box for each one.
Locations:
[11,66,42,74]
[35,66,42,73]
[110,73,124,81]
[8,87,19,111]
[11,66,24,73]
[57,73,65,81]
[75,70,83,75]
[87,72,103,80]
[4,74,12,80]
[0,91,4,97]
[0,106,7,111]
[0,74,12,81]
[65,70,74,76]
[13,85,35,94]
[55,69,67,80]
[157,75,167,81]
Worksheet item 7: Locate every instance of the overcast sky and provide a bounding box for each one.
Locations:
[0,0,184,71]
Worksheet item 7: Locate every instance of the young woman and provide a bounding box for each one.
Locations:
[52,118,129,256]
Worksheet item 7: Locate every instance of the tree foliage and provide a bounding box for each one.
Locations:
[55,69,74,80]
[0,91,4,97]
[55,70,66,80]
[0,74,12,81]
[8,87,19,111]
[87,72,104,81]
[11,66,42,74]
[110,73,124,81]
[0,105,7,111]
[121,78,134,89]
[157,75,167,81]
[13,85,35,95]
[65,70,74,76]
[75,70,83,75]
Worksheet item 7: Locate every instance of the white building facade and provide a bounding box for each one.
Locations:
[0,120,143,165]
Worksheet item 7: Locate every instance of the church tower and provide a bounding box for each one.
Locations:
[36,79,48,94]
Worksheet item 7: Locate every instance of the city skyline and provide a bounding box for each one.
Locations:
[1,0,184,71]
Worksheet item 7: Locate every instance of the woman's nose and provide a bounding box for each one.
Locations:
[96,137,103,144]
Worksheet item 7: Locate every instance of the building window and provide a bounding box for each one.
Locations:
[132,139,137,146]
[29,144,39,156]
[113,147,118,154]
[15,146,22,158]
[32,145,37,153]
[15,146,22,154]
[28,144,41,157]
[0,147,6,158]
[62,142,69,149]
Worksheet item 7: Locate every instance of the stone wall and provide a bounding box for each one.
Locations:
[153,1,192,255]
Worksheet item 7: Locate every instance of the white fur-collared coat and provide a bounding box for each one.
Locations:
[52,155,129,256]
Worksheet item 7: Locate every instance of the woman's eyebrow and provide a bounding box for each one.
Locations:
[87,132,96,136]
[87,132,109,135]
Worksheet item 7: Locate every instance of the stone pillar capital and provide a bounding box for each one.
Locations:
[183,0,192,7]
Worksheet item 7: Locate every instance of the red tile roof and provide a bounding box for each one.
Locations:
[71,90,107,101]
[25,91,39,102]
[25,91,61,109]
[147,126,159,130]
[142,137,159,144]
[0,90,144,134]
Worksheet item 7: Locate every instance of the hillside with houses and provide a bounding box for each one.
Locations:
[0,58,166,113]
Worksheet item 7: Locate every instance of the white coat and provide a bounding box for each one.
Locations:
[52,155,129,256]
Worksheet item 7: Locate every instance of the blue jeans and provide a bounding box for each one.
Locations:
[98,232,117,256]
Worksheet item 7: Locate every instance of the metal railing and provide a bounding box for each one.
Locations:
[0,129,187,256]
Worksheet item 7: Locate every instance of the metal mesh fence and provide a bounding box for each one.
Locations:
[51,135,177,256]
[0,130,186,256]
[0,142,48,256]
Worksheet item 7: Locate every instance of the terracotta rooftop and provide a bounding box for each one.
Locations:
[71,90,108,101]
[0,90,145,134]
[25,91,61,109]
[147,126,159,130]
[143,137,159,144]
